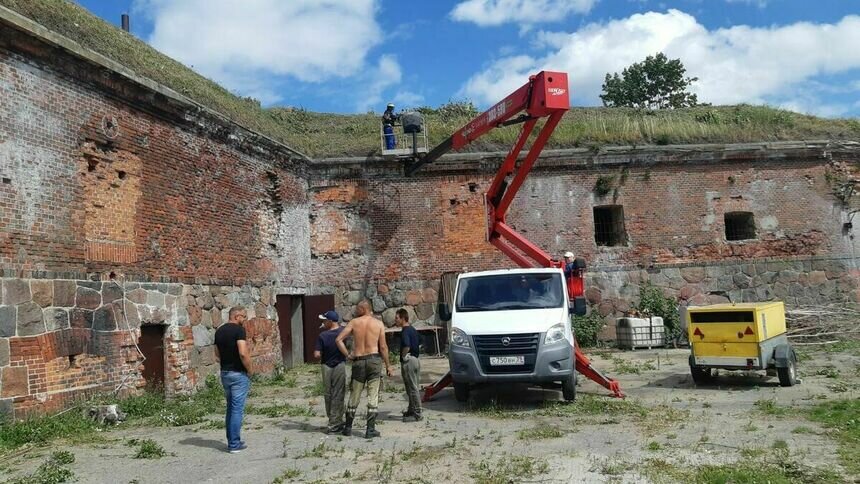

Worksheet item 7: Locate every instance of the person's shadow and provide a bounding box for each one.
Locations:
[178,437,224,450]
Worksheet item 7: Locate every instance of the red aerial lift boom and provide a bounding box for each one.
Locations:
[409,71,624,400]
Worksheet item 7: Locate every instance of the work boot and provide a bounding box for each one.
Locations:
[342,415,354,437]
[326,423,345,435]
[365,413,380,439]
[401,409,415,418]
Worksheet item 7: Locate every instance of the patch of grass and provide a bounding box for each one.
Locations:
[593,459,634,476]
[271,468,302,484]
[537,394,648,419]
[254,367,298,388]
[298,441,340,459]
[246,403,315,418]
[470,455,549,484]
[753,398,789,417]
[791,426,813,434]
[771,439,789,451]
[815,366,841,379]
[303,380,325,397]
[739,447,765,459]
[517,422,565,440]
[821,339,860,356]
[642,455,840,484]
[646,441,662,451]
[0,411,97,452]
[132,438,167,459]
[5,451,76,484]
[742,421,758,432]
[807,399,860,476]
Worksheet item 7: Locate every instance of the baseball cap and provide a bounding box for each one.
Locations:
[318,310,339,326]
[386,103,394,108]
[564,251,574,258]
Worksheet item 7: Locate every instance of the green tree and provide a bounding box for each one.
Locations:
[600,53,699,109]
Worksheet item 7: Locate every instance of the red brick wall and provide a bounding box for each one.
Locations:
[0,46,308,285]
[308,157,857,285]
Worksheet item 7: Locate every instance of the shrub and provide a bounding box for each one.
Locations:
[572,312,605,348]
[636,283,680,340]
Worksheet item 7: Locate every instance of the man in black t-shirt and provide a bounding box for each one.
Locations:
[395,308,422,421]
[314,310,347,434]
[214,307,253,453]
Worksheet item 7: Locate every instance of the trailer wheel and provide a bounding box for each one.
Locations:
[777,357,797,387]
[689,355,713,385]
[562,372,577,402]
[454,382,470,402]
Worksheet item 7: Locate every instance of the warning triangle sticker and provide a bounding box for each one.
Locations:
[744,326,755,335]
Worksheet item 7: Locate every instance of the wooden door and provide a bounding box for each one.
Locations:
[302,295,335,363]
[275,295,293,367]
[139,325,165,389]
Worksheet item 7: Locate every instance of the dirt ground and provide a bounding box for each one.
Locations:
[2,345,859,483]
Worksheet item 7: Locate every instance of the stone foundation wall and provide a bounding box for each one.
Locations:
[0,277,280,419]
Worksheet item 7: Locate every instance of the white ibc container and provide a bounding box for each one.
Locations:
[616,316,666,350]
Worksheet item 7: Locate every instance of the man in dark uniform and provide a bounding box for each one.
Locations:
[314,310,346,434]
[382,103,398,149]
[214,306,253,453]
[395,308,422,422]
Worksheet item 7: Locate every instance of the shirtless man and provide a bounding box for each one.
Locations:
[336,300,393,438]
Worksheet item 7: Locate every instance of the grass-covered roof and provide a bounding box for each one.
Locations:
[2,0,859,159]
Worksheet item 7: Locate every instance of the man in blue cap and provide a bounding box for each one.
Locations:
[382,103,398,150]
[314,310,347,434]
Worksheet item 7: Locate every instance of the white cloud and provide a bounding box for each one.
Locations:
[450,0,597,27]
[459,10,860,116]
[354,55,402,112]
[725,0,769,8]
[137,0,384,98]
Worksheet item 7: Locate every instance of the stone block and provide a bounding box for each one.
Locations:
[44,308,69,331]
[741,264,757,278]
[201,309,212,328]
[0,307,15,337]
[345,290,363,305]
[70,309,94,329]
[808,271,827,286]
[378,284,389,296]
[167,285,183,296]
[381,308,397,327]
[192,324,214,347]
[214,294,230,309]
[124,301,140,328]
[126,288,147,304]
[147,291,165,307]
[210,308,222,328]
[254,303,268,321]
[260,286,274,306]
[199,346,217,366]
[188,305,202,326]
[30,280,53,308]
[3,280,31,306]
[405,290,422,306]
[93,305,118,331]
[76,286,101,310]
[0,366,28,398]
[732,273,752,289]
[101,282,123,304]
[0,399,11,418]
[421,288,438,303]
[53,281,76,307]
[390,290,406,306]
[365,285,377,299]
[0,338,9,366]
[680,267,706,284]
[371,296,386,313]
[79,281,102,291]
[679,285,700,300]
[416,303,434,320]
[198,294,215,310]
[17,302,45,336]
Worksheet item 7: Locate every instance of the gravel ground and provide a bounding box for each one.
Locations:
[2,345,857,483]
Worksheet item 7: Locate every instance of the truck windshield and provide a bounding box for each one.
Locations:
[455,273,564,312]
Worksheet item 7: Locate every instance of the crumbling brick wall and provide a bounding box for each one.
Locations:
[0,16,307,417]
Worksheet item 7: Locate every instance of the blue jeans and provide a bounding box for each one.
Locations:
[221,371,250,450]
[383,125,396,149]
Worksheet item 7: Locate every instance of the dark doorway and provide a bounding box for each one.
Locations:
[302,295,335,363]
[139,325,165,389]
[276,295,295,368]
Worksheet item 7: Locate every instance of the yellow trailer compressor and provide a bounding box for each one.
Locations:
[687,302,798,387]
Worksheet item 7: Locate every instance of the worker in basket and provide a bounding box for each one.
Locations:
[382,103,398,150]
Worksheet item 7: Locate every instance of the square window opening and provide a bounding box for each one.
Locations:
[725,211,756,241]
[594,205,627,247]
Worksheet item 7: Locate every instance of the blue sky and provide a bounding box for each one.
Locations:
[76,0,859,117]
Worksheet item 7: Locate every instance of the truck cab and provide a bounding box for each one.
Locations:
[441,268,577,402]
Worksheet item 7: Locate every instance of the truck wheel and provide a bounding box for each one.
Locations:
[562,372,577,402]
[454,382,470,402]
[689,355,713,385]
[777,358,797,387]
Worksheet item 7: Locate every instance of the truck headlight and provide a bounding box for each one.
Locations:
[451,328,470,348]
[544,323,566,345]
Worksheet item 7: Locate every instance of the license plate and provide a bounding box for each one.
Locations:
[490,356,525,366]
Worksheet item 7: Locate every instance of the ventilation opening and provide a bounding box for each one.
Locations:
[468,182,478,192]
[725,211,756,241]
[593,205,627,247]
[117,170,127,180]
[1,177,10,184]
[68,354,80,368]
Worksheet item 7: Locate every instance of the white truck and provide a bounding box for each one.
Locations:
[439,268,577,402]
